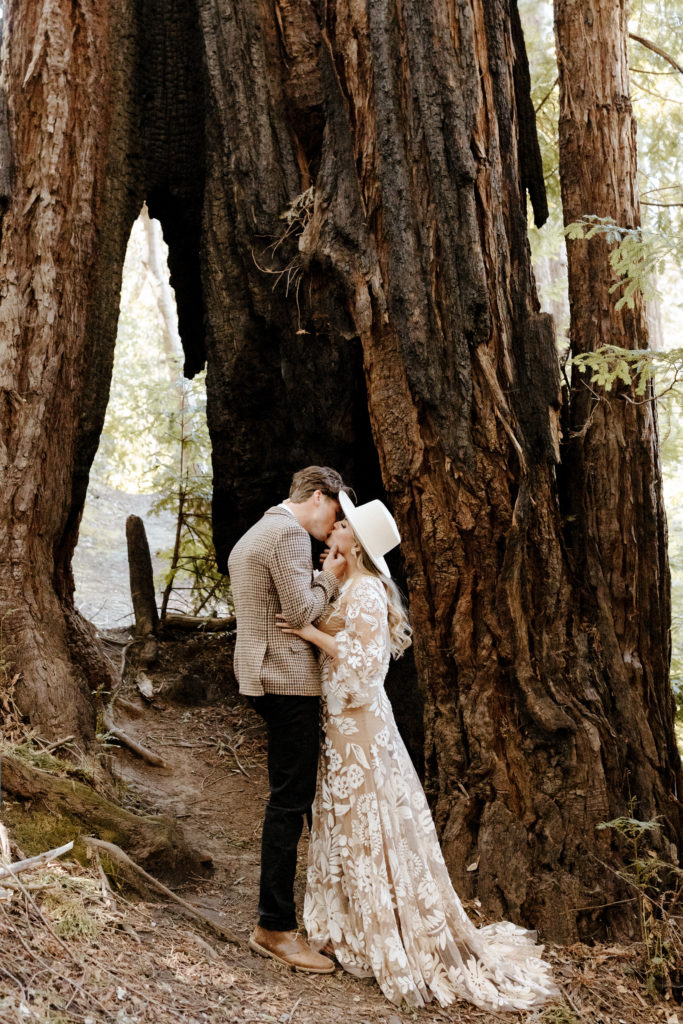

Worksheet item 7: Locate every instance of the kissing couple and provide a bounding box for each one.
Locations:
[228,466,557,1011]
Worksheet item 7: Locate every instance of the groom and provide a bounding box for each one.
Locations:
[228,466,348,973]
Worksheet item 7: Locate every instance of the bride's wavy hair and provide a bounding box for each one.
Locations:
[352,540,413,659]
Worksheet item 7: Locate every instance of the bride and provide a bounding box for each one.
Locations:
[277,493,558,1011]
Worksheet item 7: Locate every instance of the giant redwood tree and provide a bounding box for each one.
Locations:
[0,0,680,942]
[555,0,679,850]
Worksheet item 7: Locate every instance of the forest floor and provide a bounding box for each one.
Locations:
[1,629,681,1024]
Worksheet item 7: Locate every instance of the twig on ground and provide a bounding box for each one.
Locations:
[39,734,75,753]
[90,847,116,907]
[0,822,11,864]
[113,695,146,717]
[0,841,74,882]
[218,730,251,779]
[283,996,302,1023]
[102,709,170,768]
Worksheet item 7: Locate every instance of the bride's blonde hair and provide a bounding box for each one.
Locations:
[352,539,412,658]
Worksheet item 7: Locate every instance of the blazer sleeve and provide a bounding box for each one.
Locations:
[271,526,339,627]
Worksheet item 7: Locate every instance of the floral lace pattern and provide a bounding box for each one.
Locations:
[304,575,558,1010]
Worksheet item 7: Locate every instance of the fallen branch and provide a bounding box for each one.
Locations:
[162,613,235,632]
[102,709,169,768]
[0,821,11,864]
[40,735,75,754]
[0,840,74,881]
[112,695,146,718]
[85,837,243,946]
[218,731,251,779]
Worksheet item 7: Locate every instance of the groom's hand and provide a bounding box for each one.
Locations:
[322,544,346,579]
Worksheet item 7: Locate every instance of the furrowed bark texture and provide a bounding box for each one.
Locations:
[555,0,681,866]
[0,0,679,943]
[308,0,591,941]
[196,0,383,561]
[0,1,119,740]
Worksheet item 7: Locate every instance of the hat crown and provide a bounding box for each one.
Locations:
[339,493,401,576]
[351,500,400,559]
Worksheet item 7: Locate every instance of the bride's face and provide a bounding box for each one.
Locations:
[328,518,357,559]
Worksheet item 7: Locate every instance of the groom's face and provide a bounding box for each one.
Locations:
[308,491,341,543]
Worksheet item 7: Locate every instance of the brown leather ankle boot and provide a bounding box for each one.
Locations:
[249,926,335,974]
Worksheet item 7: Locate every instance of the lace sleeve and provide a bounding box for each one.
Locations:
[325,577,389,711]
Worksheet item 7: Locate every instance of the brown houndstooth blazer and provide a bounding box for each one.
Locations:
[227,506,340,697]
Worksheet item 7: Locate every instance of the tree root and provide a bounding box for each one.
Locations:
[113,695,145,718]
[0,752,204,872]
[102,709,169,768]
[85,837,242,945]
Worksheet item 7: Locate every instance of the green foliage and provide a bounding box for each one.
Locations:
[148,377,233,618]
[565,215,675,311]
[571,343,683,397]
[596,811,683,997]
[94,224,181,493]
[596,816,661,839]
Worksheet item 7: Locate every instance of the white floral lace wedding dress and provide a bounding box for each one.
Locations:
[304,575,558,1011]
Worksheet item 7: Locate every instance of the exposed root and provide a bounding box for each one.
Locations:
[85,837,242,946]
[102,709,169,768]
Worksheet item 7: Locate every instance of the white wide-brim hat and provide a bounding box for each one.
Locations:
[339,491,401,577]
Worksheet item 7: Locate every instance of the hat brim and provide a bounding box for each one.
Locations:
[339,491,392,578]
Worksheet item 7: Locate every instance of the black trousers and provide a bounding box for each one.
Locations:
[247,693,320,932]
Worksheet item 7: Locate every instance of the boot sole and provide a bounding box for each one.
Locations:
[248,937,335,974]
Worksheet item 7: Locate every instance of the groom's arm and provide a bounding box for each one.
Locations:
[270,527,339,629]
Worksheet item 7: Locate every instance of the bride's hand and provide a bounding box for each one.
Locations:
[276,615,317,642]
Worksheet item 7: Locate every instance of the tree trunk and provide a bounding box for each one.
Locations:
[0,0,679,944]
[126,515,159,638]
[555,0,681,878]
[0,1,125,740]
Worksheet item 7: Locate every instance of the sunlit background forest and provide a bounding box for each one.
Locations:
[73,0,683,732]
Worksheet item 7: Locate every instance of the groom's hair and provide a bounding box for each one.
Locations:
[289,465,349,503]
